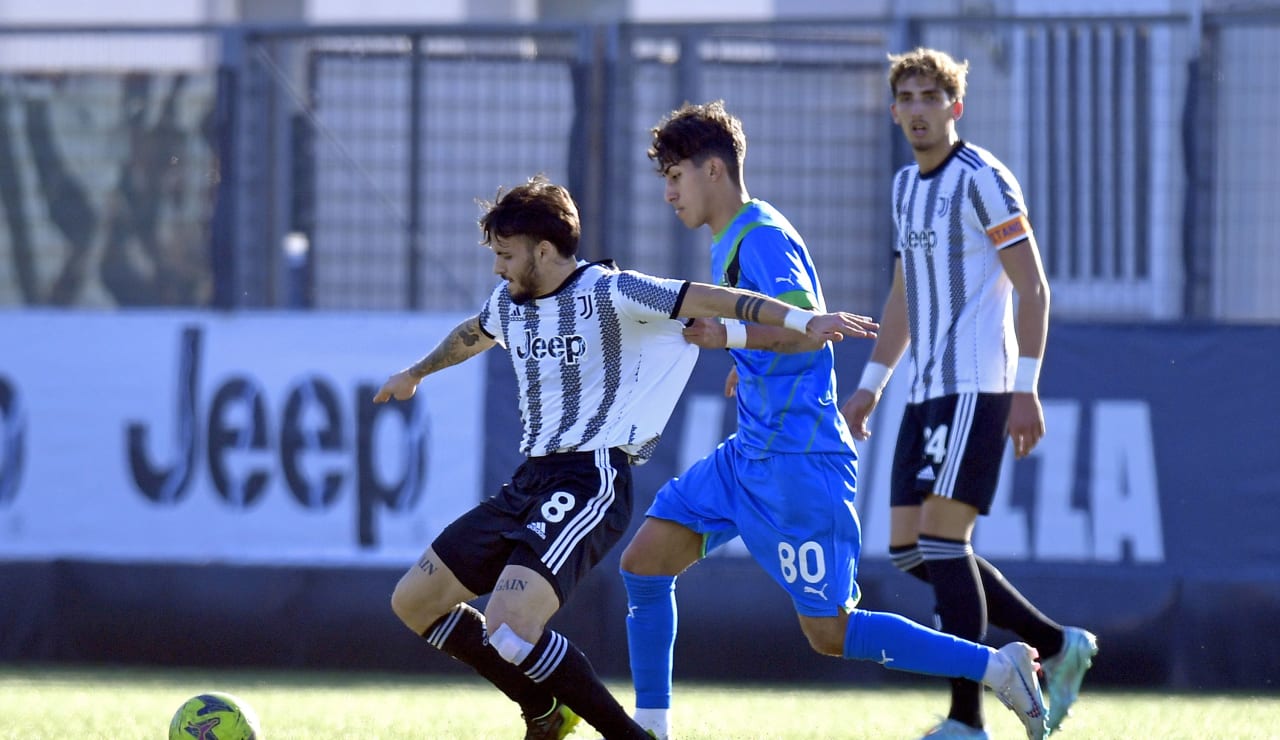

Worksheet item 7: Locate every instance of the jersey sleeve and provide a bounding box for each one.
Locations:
[891,166,912,256]
[611,270,691,321]
[476,281,508,347]
[971,165,1033,250]
[736,227,818,309]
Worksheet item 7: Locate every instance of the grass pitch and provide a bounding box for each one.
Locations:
[1,664,1277,739]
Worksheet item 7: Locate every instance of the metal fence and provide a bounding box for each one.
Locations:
[1,11,1278,321]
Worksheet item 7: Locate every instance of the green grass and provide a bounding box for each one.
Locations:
[1,665,1277,739]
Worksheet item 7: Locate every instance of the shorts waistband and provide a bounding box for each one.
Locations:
[525,448,633,467]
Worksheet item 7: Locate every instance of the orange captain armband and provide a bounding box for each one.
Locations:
[986,215,1031,248]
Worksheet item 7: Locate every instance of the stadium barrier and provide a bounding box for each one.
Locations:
[0,313,1276,690]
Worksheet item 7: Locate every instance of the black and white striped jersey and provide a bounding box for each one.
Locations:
[478,260,699,462]
[892,141,1036,403]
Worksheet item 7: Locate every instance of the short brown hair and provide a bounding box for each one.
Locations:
[887,47,970,102]
[478,175,580,258]
[647,100,746,185]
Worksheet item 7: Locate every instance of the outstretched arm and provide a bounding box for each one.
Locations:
[372,315,496,403]
[677,282,876,345]
[682,317,833,353]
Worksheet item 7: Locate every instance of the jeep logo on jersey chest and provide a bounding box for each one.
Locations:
[514,329,588,365]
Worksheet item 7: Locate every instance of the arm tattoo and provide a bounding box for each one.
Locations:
[456,323,483,347]
[409,317,487,377]
[734,294,766,324]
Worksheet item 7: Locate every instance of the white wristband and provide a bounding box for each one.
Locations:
[723,320,748,349]
[857,362,893,394]
[783,307,814,334]
[1013,356,1041,393]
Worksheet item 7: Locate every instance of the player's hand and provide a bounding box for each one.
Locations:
[372,370,421,403]
[682,317,728,349]
[1007,392,1045,458]
[840,388,879,441]
[723,365,739,398]
[807,312,878,343]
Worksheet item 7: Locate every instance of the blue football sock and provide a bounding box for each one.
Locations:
[622,571,677,710]
[843,608,990,682]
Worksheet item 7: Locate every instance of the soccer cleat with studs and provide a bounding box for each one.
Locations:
[522,699,581,740]
[988,642,1049,740]
[1042,626,1099,732]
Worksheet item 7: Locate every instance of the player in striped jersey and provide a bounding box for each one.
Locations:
[373,175,876,740]
[619,101,1049,740]
[841,48,1097,739]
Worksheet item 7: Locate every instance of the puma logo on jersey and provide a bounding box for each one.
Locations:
[802,583,829,600]
[513,329,588,365]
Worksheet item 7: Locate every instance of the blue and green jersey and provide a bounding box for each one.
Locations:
[710,200,856,458]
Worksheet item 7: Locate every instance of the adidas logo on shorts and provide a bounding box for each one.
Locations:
[526,521,547,540]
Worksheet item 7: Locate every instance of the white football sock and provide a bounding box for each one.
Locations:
[634,707,669,738]
[980,646,1009,688]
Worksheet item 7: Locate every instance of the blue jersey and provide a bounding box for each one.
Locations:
[710,200,856,458]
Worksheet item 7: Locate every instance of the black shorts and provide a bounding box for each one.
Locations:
[889,392,1012,515]
[432,447,633,604]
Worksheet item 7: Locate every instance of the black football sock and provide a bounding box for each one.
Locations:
[893,543,1065,658]
[517,630,649,740]
[424,604,554,719]
[921,535,987,730]
[889,543,931,582]
[974,555,1065,658]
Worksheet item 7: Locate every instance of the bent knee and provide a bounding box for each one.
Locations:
[805,633,845,657]
[390,576,452,634]
[798,615,847,657]
[619,542,662,574]
[389,581,424,631]
[619,520,701,575]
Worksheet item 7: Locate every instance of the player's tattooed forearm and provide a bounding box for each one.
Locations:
[494,578,527,593]
[409,354,438,377]
[734,295,766,324]
[409,320,481,376]
[416,555,437,574]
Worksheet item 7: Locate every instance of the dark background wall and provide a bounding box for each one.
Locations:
[3,323,1276,691]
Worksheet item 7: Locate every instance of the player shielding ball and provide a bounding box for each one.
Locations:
[374,175,876,740]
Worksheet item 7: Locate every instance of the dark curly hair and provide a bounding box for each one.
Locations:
[478,174,580,258]
[647,100,746,186]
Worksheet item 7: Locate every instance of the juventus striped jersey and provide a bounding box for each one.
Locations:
[477,260,699,462]
[892,141,1036,403]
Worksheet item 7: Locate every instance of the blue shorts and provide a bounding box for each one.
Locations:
[646,438,863,617]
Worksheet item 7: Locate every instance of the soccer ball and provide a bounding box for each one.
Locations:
[168,691,261,740]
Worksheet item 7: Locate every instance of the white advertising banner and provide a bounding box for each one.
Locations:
[0,311,484,566]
